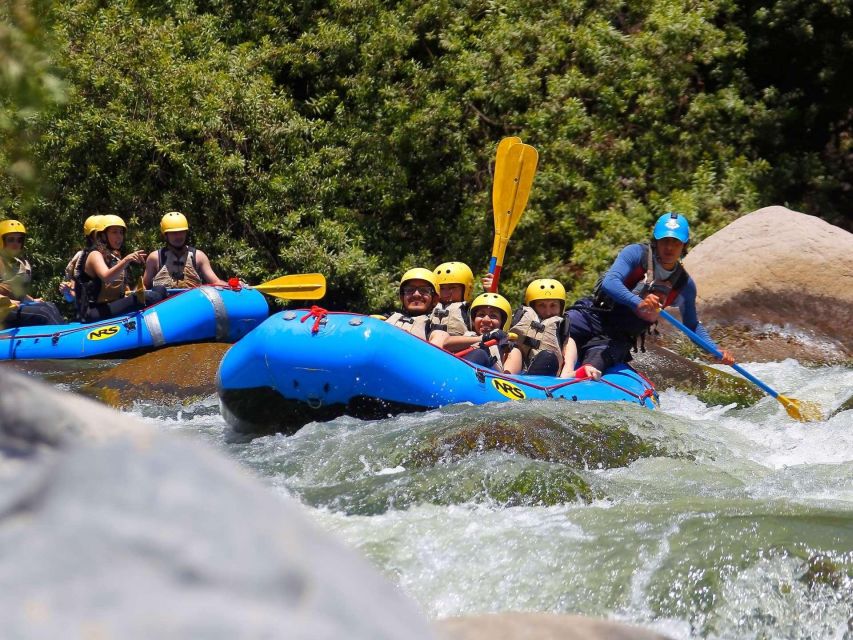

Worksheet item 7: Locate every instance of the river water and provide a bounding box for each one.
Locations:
[36,359,853,638]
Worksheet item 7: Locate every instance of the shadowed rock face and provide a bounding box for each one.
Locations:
[631,343,762,407]
[0,372,437,640]
[83,342,230,407]
[678,206,853,364]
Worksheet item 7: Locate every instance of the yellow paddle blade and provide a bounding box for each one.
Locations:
[778,395,824,422]
[492,136,522,228]
[135,277,146,305]
[493,143,538,257]
[0,296,12,325]
[253,273,326,300]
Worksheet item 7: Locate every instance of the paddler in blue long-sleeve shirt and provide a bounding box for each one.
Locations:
[567,212,735,373]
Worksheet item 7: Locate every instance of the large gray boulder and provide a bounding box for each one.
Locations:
[674,206,853,364]
[0,372,436,640]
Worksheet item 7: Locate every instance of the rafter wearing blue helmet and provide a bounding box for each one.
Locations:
[566,212,734,374]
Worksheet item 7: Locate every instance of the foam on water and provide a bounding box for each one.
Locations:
[122,357,853,640]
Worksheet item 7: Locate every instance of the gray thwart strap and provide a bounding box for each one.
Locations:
[199,286,230,341]
[143,311,165,347]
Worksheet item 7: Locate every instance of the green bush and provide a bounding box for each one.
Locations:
[0,0,848,310]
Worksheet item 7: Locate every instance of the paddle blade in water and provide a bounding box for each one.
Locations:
[778,395,823,422]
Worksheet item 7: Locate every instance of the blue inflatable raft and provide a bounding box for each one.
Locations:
[0,286,269,360]
[217,310,658,435]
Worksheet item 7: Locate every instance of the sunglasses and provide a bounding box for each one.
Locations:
[401,286,434,297]
[3,236,25,245]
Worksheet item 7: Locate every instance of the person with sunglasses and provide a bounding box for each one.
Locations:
[382,268,440,340]
[0,219,65,328]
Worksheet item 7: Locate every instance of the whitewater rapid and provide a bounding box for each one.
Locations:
[127,359,852,639]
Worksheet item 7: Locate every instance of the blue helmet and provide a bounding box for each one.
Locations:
[653,212,690,243]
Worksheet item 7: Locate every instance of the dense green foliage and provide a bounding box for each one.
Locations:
[0,0,65,205]
[1,0,851,310]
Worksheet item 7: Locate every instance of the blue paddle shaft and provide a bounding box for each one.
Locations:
[658,309,781,400]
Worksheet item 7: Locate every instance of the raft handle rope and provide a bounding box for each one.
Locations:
[0,313,142,342]
[301,305,328,335]
[464,361,655,406]
[0,283,241,343]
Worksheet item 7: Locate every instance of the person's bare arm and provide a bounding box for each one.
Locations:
[142,251,159,289]
[195,250,228,286]
[87,250,144,283]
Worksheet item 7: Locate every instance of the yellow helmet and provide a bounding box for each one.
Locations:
[83,215,104,238]
[160,211,189,234]
[399,267,438,294]
[100,214,126,230]
[469,292,512,331]
[0,219,27,238]
[524,278,567,310]
[433,261,475,302]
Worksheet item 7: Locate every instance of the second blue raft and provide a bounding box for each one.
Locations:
[217,311,658,435]
[0,285,270,360]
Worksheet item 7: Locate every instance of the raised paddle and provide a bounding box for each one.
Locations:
[488,141,538,292]
[658,308,823,422]
[252,273,326,300]
[491,136,521,224]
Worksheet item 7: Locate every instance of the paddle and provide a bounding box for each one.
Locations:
[488,140,538,292]
[252,273,326,300]
[456,332,518,358]
[158,274,327,301]
[134,277,146,305]
[0,296,12,327]
[491,136,521,225]
[658,308,823,422]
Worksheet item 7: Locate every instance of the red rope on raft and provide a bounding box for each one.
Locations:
[300,305,328,334]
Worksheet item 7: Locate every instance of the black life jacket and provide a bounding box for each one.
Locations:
[592,243,689,312]
[74,247,124,321]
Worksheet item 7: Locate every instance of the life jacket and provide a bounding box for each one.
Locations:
[74,247,127,320]
[430,301,470,335]
[152,245,202,289]
[384,312,431,340]
[509,305,564,371]
[0,254,32,300]
[592,242,689,313]
[589,242,690,349]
